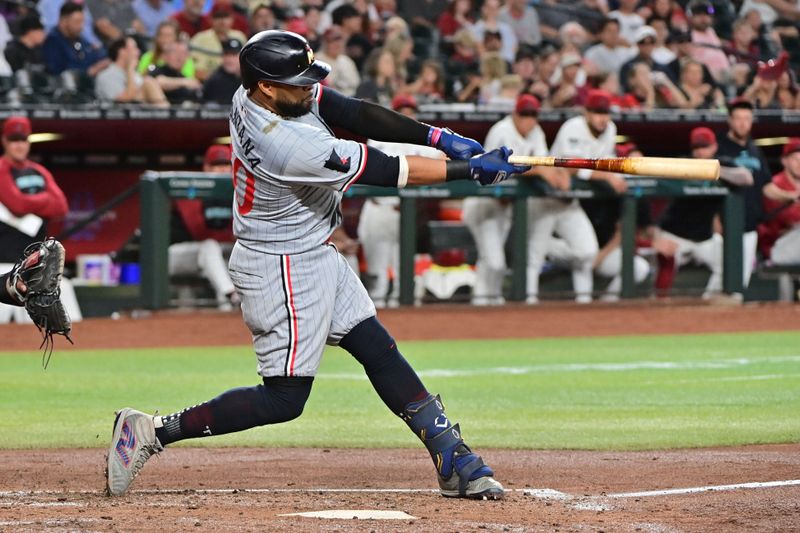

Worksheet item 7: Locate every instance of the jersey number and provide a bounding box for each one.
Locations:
[233,157,255,215]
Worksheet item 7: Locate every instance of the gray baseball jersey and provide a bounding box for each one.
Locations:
[229,84,368,255]
[228,84,375,378]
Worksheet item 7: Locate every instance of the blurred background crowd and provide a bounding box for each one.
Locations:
[0,0,797,109]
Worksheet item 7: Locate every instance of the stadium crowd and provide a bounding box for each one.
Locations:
[0,0,795,108]
[0,0,798,311]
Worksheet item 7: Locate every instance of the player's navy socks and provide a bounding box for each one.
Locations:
[155,376,313,445]
[339,316,428,414]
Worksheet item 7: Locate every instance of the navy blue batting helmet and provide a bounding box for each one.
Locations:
[239,30,331,90]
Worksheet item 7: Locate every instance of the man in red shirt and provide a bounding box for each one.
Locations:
[171,0,210,37]
[0,117,67,262]
[760,138,800,265]
[170,144,240,311]
[0,116,82,323]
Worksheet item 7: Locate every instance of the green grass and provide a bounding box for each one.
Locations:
[1,331,799,450]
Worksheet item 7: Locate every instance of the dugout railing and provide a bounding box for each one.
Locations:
[139,171,742,309]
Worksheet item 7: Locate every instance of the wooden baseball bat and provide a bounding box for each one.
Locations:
[507,156,720,181]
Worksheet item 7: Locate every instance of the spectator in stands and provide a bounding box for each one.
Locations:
[716,98,772,291]
[405,58,445,103]
[202,37,241,105]
[42,1,109,77]
[355,47,401,105]
[578,70,624,110]
[5,15,46,72]
[301,6,323,48]
[777,71,800,110]
[626,61,688,109]
[384,32,414,83]
[171,0,209,38]
[619,25,671,92]
[85,0,145,48]
[664,29,718,91]
[511,47,536,86]
[486,73,522,106]
[609,0,645,46]
[445,29,479,99]
[687,0,730,83]
[398,0,448,56]
[655,126,754,298]
[332,4,372,72]
[470,0,517,64]
[0,116,82,324]
[95,36,168,105]
[641,0,688,31]
[38,0,102,49]
[150,40,202,104]
[133,0,176,38]
[359,95,442,308]
[558,21,591,54]
[741,67,784,109]
[678,58,725,109]
[384,14,411,42]
[216,0,250,35]
[584,17,634,76]
[437,0,474,43]
[499,0,541,49]
[647,16,677,64]
[462,94,553,305]
[315,26,360,96]
[477,50,509,103]
[536,0,606,44]
[739,8,782,62]
[740,0,800,31]
[190,3,247,82]
[527,90,626,304]
[170,144,240,311]
[526,46,559,105]
[726,17,760,67]
[760,138,800,266]
[138,20,196,77]
[249,4,279,36]
[550,52,583,108]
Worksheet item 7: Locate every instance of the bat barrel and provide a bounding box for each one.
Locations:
[508,156,720,181]
[621,157,720,180]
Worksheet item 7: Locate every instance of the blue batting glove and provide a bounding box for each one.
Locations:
[429,127,484,160]
[468,147,531,186]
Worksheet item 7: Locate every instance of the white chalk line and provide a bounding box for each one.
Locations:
[605,479,800,498]
[1,479,798,500]
[320,355,800,380]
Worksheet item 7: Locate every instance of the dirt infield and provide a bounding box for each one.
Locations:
[1,302,799,532]
[2,299,800,351]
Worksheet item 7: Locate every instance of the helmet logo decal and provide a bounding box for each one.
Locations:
[305,44,314,66]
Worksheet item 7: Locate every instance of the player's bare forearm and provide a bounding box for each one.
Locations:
[406,156,448,186]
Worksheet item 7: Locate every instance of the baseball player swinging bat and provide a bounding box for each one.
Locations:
[507,155,720,181]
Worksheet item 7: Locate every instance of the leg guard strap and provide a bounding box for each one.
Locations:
[452,446,487,497]
[402,394,462,478]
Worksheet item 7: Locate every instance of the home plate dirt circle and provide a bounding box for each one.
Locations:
[279,510,418,519]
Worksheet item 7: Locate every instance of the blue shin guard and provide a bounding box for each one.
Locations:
[401,394,503,499]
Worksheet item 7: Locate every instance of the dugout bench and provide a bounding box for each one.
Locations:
[139,172,743,309]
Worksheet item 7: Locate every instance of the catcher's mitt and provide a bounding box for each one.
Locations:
[10,239,73,368]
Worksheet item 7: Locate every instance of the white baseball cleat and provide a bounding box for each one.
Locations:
[106,408,163,496]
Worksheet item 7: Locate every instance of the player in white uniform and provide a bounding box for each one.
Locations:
[462,93,564,305]
[107,30,530,500]
[359,94,443,308]
[527,90,628,304]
